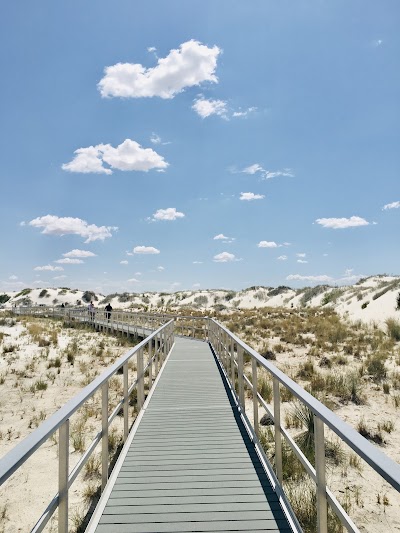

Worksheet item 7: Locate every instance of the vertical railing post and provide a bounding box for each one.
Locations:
[58,420,69,533]
[252,357,259,438]
[314,415,328,533]
[148,339,153,388]
[154,334,159,374]
[230,338,235,388]
[123,363,129,442]
[137,348,144,411]
[101,382,109,490]
[237,345,244,410]
[273,378,283,485]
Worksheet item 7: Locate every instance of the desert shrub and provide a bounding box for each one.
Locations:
[361,302,369,309]
[118,293,132,303]
[367,357,386,382]
[194,295,208,306]
[357,418,385,445]
[260,344,276,360]
[39,289,48,298]
[268,286,290,297]
[15,288,31,298]
[386,318,400,341]
[225,291,236,302]
[321,288,344,306]
[300,285,328,307]
[397,292,400,311]
[0,294,10,304]
[82,291,97,303]
[297,360,315,380]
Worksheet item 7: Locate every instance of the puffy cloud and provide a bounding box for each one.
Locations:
[277,255,287,261]
[383,201,400,210]
[151,208,185,221]
[242,164,264,175]
[133,246,160,254]
[63,249,96,258]
[240,192,265,201]
[157,266,165,271]
[297,259,308,264]
[55,258,84,264]
[315,216,370,229]
[98,40,221,99]
[192,97,227,119]
[287,274,333,283]
[34,265,64,272]
[213,252,237,262]
[120,260,128,265]
[258,241,278,248]
[28,215,117,243]
[296,253,306,258]
[213,233,235,243]
[62,139,168,174]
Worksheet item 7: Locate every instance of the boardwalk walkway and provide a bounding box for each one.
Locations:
[88,337,293,532]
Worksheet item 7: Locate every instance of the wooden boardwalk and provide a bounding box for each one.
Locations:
[89,337,294,532]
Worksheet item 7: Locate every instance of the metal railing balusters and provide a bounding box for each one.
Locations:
[315,416,328,533]
[273,377,283,485]
[148,339,153,387]
[123,363,129,442]
[101,382,109,490]
[58,421,69,533]
[252,357,259,438]
[137,348,144,411]
[237,345,244,410]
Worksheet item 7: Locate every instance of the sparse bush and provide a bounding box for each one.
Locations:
[357,417,385,445]
[39,289,48,298]
[386,318,400,341]
[367,358,386,382]
[0,294,10,304]
[361,302,369,309]
[82,291,97,303]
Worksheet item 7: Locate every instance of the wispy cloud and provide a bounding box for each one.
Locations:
[192,97,228,119]
[382,201,400,210]
[315,216,370,229]
[297,259,308,264]
[62,139,168,174]
[120,260,128,265]
[213,233,235,243]
[133,246,160,254]
[235,164,294,180]
[296,253,306,258]
[55,258,84,264]
[34,265,64,272]
[287,274,333,283]
[150,133,171,145]
[150,208,185,221]
[28,215,117,242]
[277,255,287,261]
[98,40,221,99]
[240,192,265,201]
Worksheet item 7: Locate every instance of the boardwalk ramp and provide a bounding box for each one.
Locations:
[88,337,294,532]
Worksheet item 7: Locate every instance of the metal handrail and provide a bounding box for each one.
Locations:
[0,314,174,532]
[208,318,400,533]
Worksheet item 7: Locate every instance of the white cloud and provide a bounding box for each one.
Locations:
[55,258,84,264]
[9,275,18,280]
[237,164,294,180]
[53,275,67,280]
[258,241,278,248]
[157,266,165,271]
[287,274,333,283]
[62,139,168,174]
[240,192,265,201]
[98,40,221,99]
[193,261,203,264]
[193,283,201,288]
[213,233,235,243]
[135,272,142,276]
[192,97,227,119]
[120,260,128,265]
[63,249,96,258]
[383,201,400,210]
[213,252,237,263]
[297,259,308,264]
[315,216,370,229]
[29,215,117,243]
[127,278,140,283]
[296,253,306,258]
[232,107,257,118]
[277,255,287,261]
[373,39,383,47]
[147,47,157,53]
[152,208,185,221]
[150,133,171,145]
[34,265,64,272]
[133,246,160,254]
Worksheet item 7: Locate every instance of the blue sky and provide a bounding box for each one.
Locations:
[1,0,399,294]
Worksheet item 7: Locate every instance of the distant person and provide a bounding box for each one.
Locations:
[105,303,112,321]
[61,303,65,308]
[88,301,95,321]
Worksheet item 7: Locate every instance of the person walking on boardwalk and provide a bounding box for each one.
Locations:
[105,303,112,321]
[88,301,95,321]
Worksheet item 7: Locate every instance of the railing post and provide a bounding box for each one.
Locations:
[231,338,235,387]
[252,357,259,437]
[58,420,69,533]
[137,347,144,410]
[123,363,129,442]
[238,345,244,410]
[101,382,109,490]
[314,415,328,533]
[154,334,159,374]
[148,339,153,388]
[273,377,283,485]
